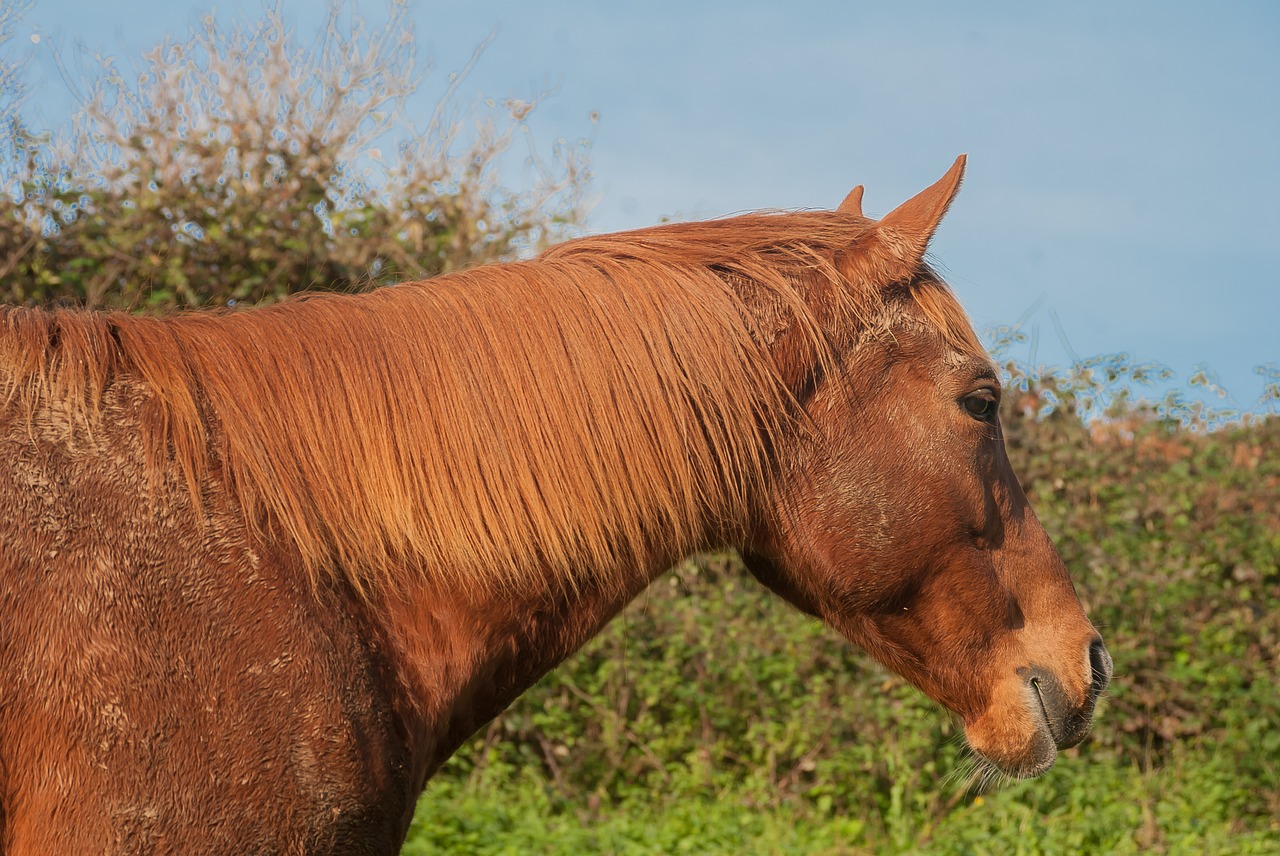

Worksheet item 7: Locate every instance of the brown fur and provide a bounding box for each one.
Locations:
[0,158,1109,853]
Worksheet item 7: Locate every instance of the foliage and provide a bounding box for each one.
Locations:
[411,359,1280,854]
[0,2,590,309]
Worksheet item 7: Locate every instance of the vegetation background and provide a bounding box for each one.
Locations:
[0,4,1275,853]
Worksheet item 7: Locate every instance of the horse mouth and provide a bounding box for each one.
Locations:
[984,674,1088,779]
[962,645,1110,781]
[1030,666,1101,752]
[964,739,1057,783]
[1030,677,1057,743]
[963,679,1061,780]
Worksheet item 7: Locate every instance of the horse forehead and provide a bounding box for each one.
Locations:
[886,295,992,371]
[860,312,987,369]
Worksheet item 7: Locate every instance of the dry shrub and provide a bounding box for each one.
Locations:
[0,1,591,308]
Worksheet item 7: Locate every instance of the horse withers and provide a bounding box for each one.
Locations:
[0,157,1110,852]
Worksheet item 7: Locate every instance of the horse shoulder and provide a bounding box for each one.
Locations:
[0,387,418,852]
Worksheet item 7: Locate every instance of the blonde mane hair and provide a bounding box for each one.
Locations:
[0,210,983,597]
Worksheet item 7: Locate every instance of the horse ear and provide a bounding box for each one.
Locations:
[874,154,966,266]
[838,156,966,284]
[837,185,864,217]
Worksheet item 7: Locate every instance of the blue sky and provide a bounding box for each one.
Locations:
[13,1,1280,405]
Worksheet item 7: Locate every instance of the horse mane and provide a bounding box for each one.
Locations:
[0,210,983,598]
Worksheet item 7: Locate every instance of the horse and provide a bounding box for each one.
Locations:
[0,157,1111,853]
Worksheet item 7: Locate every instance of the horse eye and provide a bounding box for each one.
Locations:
[962,393,998,421]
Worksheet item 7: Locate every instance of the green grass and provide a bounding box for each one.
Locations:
[407,746,1280,854]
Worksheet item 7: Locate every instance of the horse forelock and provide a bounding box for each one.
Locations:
[0,208,984,599]
[902,267,990,361]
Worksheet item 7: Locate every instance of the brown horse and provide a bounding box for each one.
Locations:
[0,157,1110,853]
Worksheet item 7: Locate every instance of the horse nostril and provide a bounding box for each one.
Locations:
[1088,638,1113,699]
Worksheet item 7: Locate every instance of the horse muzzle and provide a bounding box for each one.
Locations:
[965,636,1113,779]
[1026,637,1113,751]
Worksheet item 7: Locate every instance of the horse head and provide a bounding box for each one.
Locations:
[745,157,1112,779]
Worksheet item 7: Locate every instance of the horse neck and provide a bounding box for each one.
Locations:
[376,545,686,785]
